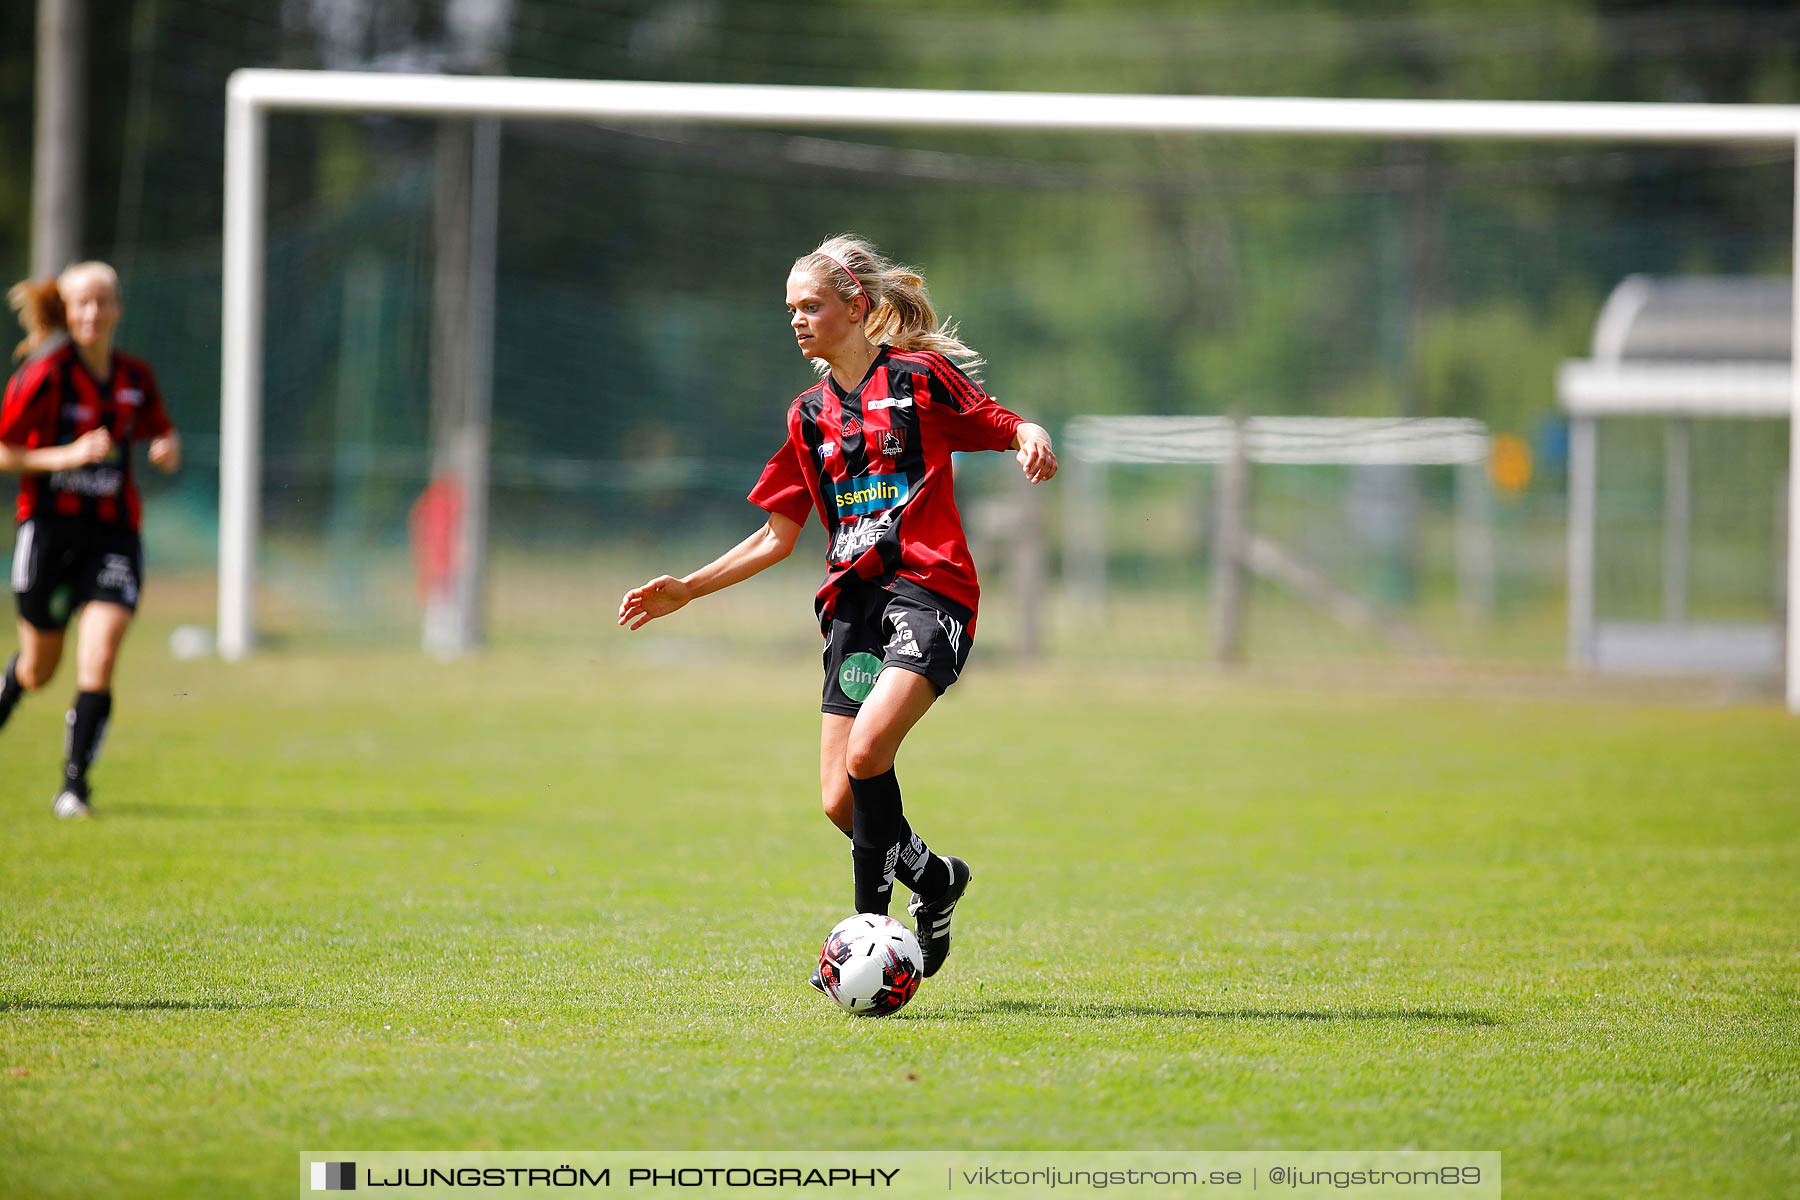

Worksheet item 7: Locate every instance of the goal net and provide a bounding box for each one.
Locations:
[204,72,1798,701]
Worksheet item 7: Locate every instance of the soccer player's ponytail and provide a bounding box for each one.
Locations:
[797,235,985,379]
[9,262,120,361]
[7,277,66,362]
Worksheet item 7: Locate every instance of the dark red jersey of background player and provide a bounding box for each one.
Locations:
[0,339,175,531]
[748,346,1023,633]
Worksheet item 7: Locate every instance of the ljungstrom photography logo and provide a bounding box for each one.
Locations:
[310,1161,356,1191]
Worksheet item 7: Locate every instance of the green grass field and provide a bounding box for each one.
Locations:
[2,627,1797,1198]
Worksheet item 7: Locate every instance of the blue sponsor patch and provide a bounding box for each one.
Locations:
[830,472,910,516]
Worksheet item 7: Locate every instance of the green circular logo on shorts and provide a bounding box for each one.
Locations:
[49,584,74,627]
[839,653,883,703]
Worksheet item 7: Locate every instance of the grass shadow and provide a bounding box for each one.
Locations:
[903,1000,1501,1025]
[121,804,487,826]
[0,998,298,1012]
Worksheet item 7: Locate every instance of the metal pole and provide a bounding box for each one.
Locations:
[425,121,472,658]
[1212,418,1251,666]
[1664,419,1690,624]
[424,118,500,658]
[454,116,501,651]
[31,0,84,276]
[1568,416,1597,669]
[217,89,266,661]
[1456,459,1496,623]
[226,70,1800,142]
[1788,138,1800,712]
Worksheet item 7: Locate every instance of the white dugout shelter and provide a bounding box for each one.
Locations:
[217,71,1800,711]
[1559,276,1791,676]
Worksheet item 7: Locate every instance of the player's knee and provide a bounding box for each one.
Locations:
[843,738,894,781]
[15,656,56,690]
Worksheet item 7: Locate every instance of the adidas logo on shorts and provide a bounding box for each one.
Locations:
[888,615,924,658]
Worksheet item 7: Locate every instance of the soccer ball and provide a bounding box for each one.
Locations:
[817,913,924,1016]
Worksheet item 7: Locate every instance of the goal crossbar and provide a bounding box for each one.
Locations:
[229,70,1800,139]
[218,68,1800,710]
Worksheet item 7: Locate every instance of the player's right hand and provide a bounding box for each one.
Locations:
[1012,422,1057,485]
[618,575,693,630]
[69,427,113,467]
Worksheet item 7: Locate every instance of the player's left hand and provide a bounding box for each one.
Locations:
[148,434,181,472]
[1014,423,1057,484]
[618,575,693,630]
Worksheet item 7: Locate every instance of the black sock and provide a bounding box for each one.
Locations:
[0,654,21,729]
[849,768,907,915]
[906,839,952,901]
[848,768,951,911]
[65,690,112,786]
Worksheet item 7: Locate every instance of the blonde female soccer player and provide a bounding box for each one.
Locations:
[0,262,180,818]
[619,235,1056,985]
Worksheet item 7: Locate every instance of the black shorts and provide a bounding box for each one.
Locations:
[10,518,144,632]
[821,584,974,716]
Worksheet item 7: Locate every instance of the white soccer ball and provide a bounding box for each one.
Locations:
[817,913,924,1016]
[168,624,214,660]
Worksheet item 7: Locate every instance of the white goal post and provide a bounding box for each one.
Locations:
[219,69,1800,711]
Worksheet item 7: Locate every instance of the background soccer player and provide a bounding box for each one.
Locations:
[618,234,1056,987]
[0,262,180,818]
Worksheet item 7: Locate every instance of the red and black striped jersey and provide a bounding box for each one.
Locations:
[748,345,1023,633]
[0,339,175,531]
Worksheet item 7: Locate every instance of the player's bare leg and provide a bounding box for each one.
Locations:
[14,620,64,687]
[1,621,64,731]
[843,666,937,780]
[75,601,131,691]
[819,713,854,835]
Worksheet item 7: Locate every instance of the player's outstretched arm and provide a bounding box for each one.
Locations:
[618,511,803,631]
[1010,422,1057,484]
[0,428,113,475]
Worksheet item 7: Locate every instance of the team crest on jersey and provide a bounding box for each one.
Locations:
[882,430,906,457]
[118,389,143,407]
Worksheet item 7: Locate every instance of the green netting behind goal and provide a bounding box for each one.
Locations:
[66,114,1797,664]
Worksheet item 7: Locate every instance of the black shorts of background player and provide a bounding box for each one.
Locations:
[618,235,1057,987]
[0,262,181,818]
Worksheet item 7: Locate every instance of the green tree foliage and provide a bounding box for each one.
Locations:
[0,0,1794,473]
